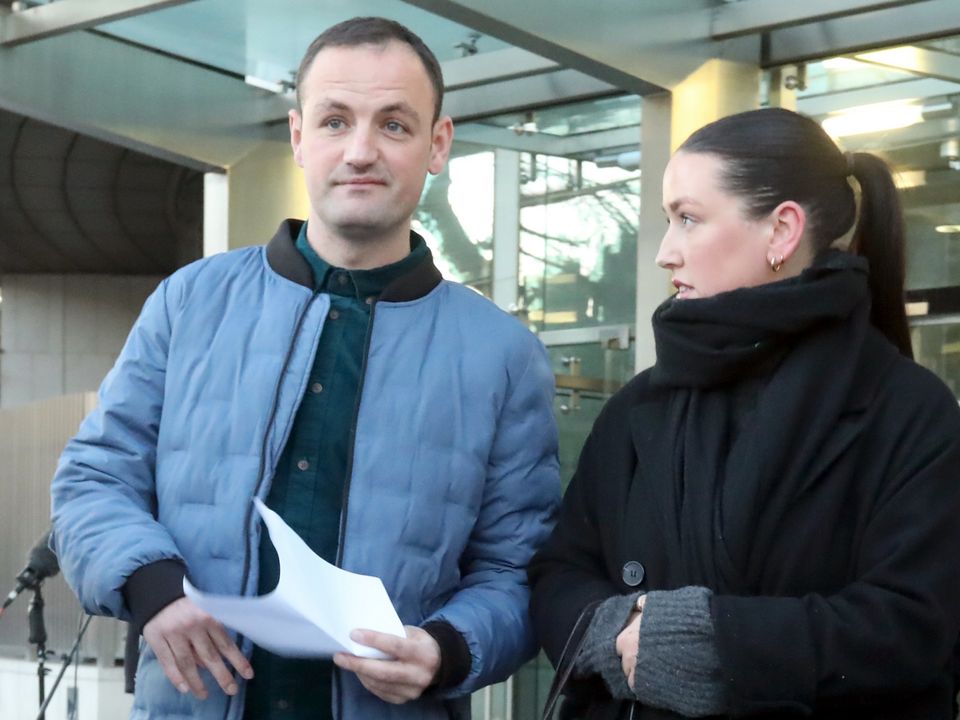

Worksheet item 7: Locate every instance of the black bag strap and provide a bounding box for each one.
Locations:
[541,599,602,720]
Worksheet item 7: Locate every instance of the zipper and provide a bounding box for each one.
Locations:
[332,298,378,720]
[222,288,321,720]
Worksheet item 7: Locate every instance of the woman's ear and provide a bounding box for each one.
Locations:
[768,201,808,266]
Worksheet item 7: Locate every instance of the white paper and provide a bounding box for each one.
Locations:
[183,498,405,658]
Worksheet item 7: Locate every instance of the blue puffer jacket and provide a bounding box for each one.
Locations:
[51,220,560,720]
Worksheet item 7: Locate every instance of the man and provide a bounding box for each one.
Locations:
[51,16,559,720]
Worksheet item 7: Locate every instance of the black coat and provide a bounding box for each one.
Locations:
[530,329,960,719]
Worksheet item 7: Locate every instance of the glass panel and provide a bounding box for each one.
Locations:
[511,340,634,720]
[777,38,960,395]
[512,650,556,720]
[912,322,960,396]
[470,94,641,719]
[519,155,640,331]
[471,680,511,720]
[98,0,511,84]
[546,342,634,487]
[904,214,960,290]
[478,94,643,137]
[415,147,495,296]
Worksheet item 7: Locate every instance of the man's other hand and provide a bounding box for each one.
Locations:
[142,596,253,700]
[333,626,441,704]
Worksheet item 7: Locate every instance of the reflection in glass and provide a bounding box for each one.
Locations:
[99,0,511,82]
[519,155,639,331]
[415,149,494,296]
[783,42,960,397]
[912,322,960,396]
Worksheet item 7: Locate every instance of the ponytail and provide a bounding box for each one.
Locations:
[679,109,914,358]
[848,152,913,359]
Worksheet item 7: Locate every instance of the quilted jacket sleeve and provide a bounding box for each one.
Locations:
[51,278,184,620]
[427,336,560,696]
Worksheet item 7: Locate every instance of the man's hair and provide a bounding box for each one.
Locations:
[295,16,445,123]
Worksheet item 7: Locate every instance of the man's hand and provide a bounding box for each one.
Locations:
[142,596,253,700]
[615,595,646,689]
[333,626,441,704]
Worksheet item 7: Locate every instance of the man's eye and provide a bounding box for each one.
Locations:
[385,121,406,133]
[325,118,345,130]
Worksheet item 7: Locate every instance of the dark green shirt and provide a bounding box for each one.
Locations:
[243,224,427,720]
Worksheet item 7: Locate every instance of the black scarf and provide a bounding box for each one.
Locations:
[645,251,875,593]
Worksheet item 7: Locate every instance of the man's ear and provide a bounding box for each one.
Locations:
[428,116,454,176]
[289,109,304,167]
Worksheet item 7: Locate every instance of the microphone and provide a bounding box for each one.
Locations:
[1,531,60,612]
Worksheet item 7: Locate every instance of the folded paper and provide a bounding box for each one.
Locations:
[184,498,405,658]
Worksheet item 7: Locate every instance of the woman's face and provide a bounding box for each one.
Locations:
[657,151,776,300]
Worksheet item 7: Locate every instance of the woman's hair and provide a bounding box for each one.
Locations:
[678,107,912,358]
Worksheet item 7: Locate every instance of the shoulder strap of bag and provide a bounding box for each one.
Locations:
[541,599,602,720]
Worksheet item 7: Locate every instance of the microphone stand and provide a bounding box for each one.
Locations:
[27,584,48,720]
[34,614,93,720]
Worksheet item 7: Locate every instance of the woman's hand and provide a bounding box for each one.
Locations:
[615,594,646,688]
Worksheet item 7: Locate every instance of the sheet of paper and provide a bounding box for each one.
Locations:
[183,498,405,658]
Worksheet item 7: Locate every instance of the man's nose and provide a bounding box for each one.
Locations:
[344,126,378,167]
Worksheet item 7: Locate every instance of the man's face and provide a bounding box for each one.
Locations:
[289,42,452,244]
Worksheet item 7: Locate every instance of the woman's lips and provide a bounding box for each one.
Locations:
[673,279,693,298]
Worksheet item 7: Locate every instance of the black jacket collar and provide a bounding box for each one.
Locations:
[264,219,442,302]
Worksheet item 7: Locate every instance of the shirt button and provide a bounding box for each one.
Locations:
[337,273,349,286]
[276,699,289,710]
[311,382,323,394]
[622,560,645,587]
[296,459,310,471]
[328,309,340,320]
[365,296,375,305]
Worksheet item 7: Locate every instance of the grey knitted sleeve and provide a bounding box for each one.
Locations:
[572,592,641,699]
[632,586,726,717]
[570,586,727,716]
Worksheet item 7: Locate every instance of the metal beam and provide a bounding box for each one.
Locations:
[401,0,680,94]
[796,77,960,117]
[443,68,617,122]
[834,115,960,153]
[0,28,290,170]
[1,0,198,47]
[442,47,558,90]
[854,46,960,84]
[492,149,520,312]
[402,0,763,93]
[635,92,671,371]
[454,124,640,158]
[767,0,960,67]
[712,0,929,40]
[539,324,633,348]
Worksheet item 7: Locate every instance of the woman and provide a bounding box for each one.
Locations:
[528,107,960,720]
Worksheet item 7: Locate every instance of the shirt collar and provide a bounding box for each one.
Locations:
[294,222,429,299]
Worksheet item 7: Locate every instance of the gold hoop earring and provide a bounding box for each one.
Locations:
[770,255,784,273]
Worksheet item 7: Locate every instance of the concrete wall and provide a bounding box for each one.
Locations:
[0,274,162,408]
[205,139,310,257]
[0,392,127,665]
